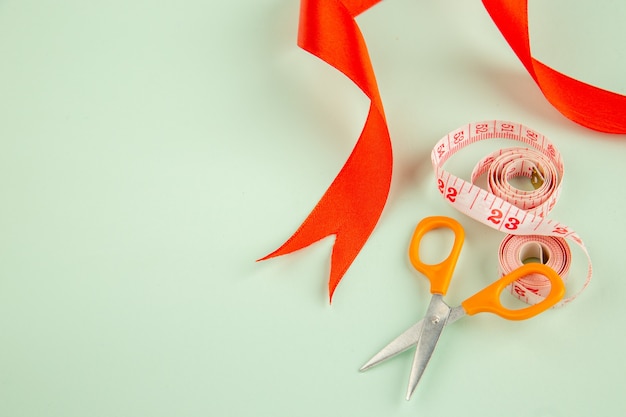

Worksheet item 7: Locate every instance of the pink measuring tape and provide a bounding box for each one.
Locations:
[432,120,591,306]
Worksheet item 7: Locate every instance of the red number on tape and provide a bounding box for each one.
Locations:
[487,208,503,225]
[446,187,458,203]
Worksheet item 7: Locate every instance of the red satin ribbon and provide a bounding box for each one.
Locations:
[261,0,626,302]
[259,0,392,301]
[482,0,626,133]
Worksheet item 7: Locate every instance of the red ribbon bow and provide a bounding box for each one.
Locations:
[260,0,626,301]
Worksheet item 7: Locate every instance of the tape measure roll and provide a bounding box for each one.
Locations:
[470,147,561,218]
[431,120,591,306]
[499,235,572,305]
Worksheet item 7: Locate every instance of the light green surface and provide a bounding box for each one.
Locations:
[1,1,625,416]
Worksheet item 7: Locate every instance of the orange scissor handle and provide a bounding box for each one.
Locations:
[408,216,465,295]
[461,263,566,320]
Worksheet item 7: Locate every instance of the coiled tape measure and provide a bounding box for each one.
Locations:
[431,120,591,306]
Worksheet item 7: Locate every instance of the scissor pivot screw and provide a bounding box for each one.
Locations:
[431,316,441,324]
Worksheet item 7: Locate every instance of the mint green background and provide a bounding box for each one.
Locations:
[1,1,625,416]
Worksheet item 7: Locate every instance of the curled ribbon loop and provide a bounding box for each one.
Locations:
[482,0,626,133]
[260,0,392,301]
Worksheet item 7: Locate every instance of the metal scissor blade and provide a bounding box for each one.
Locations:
[359,319,424,372]
[406,294,450,400]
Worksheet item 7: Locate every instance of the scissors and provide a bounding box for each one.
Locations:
[359,216,565,400]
